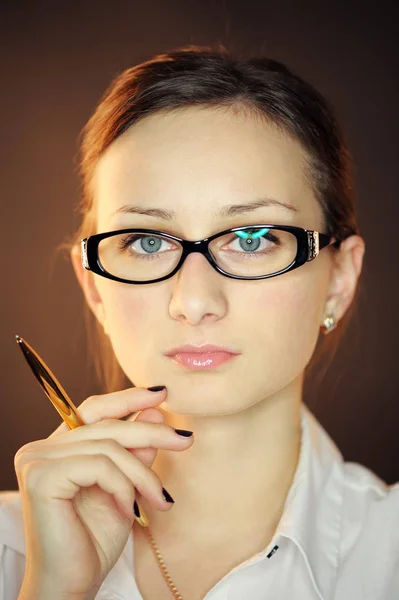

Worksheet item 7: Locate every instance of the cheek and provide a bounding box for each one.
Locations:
[101,287,155,376]
[104,288,147,328]
[242,273,324,381]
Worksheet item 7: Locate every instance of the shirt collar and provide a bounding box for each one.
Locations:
[274,403,344,600]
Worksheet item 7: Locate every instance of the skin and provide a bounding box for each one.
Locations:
[71,106,365,554]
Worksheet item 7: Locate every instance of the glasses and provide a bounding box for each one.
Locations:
[80,224,339,285]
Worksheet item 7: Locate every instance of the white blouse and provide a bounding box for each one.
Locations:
[1,403,398,600]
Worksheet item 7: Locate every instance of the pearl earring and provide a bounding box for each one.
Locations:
[322,314,336,335]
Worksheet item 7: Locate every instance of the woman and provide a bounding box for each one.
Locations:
[1,45,398,600]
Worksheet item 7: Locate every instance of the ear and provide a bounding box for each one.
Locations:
[70,246,108,333]
[323,234,366,322]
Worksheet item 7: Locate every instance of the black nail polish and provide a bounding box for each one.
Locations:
[133,500,141,519]
[147,385,166,392]
[174,428,193,437]
[162,487,175,503]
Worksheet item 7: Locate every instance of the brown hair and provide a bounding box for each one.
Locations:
[58,43,363,394]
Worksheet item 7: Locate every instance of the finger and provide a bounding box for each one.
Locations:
[48,386,167,438]
[19,442,169,514]
[23,454,150,521]
[127,408,165,466]
[47,420,192,455]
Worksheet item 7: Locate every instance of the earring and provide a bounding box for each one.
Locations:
[322,314,336,335]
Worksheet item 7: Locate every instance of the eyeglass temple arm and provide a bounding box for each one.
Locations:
[307,232,338,262]
[318,232,340,249]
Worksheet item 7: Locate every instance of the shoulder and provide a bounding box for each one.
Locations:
[0,490,25,550]
[0,490,23,508]
[336,461,399,597]
[0,491,26,600]
[340,460,399,524]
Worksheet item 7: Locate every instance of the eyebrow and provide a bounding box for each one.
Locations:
[111,197,299,220]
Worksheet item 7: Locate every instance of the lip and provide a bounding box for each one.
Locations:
[165,343,241,356]
[168,351,239,370]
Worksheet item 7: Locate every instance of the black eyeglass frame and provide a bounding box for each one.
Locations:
[81,224,339,285]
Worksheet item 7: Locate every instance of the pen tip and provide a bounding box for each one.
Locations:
[15,335,22,343]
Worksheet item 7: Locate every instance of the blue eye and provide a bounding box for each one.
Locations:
[235,228,270,240]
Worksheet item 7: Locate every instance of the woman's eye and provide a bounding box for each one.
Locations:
[223,230,280,253]
[118,234,177,256]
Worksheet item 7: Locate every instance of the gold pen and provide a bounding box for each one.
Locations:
[15,334,148,527]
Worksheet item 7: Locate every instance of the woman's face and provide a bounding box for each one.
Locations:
[88,107,333,415]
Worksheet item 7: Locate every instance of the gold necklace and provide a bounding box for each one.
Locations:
[135,501,183,599]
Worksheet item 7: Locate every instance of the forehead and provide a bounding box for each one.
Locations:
[92,106,322,233]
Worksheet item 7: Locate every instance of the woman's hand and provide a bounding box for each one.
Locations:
[14,386,194,599]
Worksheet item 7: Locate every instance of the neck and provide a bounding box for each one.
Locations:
[139,375,303,545]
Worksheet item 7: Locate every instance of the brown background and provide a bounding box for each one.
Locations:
[1,0,398,490]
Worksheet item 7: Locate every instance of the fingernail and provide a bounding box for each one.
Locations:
[162,487,175,503]
[147,385,166,392]
[174,428,193,437]
[133,500,141,519]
